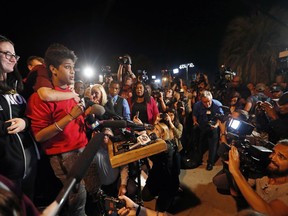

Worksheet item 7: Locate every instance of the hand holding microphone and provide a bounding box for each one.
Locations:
[68,103,85,120]
[85,104,106,130]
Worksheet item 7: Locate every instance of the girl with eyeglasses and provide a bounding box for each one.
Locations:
[0,35,39,203]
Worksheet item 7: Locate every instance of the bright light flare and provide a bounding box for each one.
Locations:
[173,68,179,74]
[83,67,94,78]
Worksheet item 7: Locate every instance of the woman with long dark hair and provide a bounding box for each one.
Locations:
[129,81,159,124]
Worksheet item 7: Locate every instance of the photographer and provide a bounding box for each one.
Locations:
[244,83,272,115]
[151,88,167,113]
[192,72,211,102]
[213,109,251,200]
[141,109,182,212]
[227,139,288,216]
[175,89,191,124]
[153,88,178,113]
[226,76,250,106]
[192,90,223,170]
[117,54,136,84]
[260,92,288,144]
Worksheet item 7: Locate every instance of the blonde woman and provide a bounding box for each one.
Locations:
[90,83,108,106]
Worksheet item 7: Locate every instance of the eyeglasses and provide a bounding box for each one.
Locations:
[0,51,20,62]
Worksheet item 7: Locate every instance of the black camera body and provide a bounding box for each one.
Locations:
[177,101,184,109]
[160,113,168,119]
[118,56,132,65]
[221,139,272,178]
[152,90,161,98]
[214,113,229,123]
[104,196,126,212]
[219,118,273,178]
[213,65,237,101]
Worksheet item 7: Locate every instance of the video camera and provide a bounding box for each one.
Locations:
[220,118,273,178]
[213,65,237,100]
[219,65,236,82]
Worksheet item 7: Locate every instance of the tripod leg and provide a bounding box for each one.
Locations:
[135,160,143,205]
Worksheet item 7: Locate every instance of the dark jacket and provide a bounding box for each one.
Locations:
[0,93,38,180]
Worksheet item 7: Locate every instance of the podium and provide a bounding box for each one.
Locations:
[107,136,167,204]
[108,139,167,168]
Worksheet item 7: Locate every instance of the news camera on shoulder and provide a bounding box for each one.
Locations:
[219,117,274,178]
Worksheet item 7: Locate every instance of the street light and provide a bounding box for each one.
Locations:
[179,63,194,80]
[173,68,179,74]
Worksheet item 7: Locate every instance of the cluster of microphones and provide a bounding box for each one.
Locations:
[45,102,157,216]
[85,101,154,132]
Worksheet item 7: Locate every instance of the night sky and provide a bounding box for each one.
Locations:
[2,0,285,81]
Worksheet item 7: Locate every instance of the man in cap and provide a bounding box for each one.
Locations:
[244,83,272,114]
[260,92,288,143]
[270,84,284,102]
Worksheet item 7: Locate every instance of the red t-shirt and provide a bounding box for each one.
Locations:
[26,86,87,155]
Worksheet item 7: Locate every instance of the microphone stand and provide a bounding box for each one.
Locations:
[129,128,145,205]
[135,158,143,205]
[42,133,105,216]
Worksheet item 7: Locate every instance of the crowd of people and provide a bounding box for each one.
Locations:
[0,34,288,216]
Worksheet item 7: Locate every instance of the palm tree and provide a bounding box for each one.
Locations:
[219,6,288,85]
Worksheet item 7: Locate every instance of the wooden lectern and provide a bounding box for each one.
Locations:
[107,138,167,204]
[108,139,167,168]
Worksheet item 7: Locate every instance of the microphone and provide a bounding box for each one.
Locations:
[43,133,105,216]
[86,116,100,130]
[90,104,106,118]
[129,133,151,150]
[129,132,158,150]
[82,100,95,110]
[101,120,154,131]
[86,104,106,130]
[104,107,124,120]
[102,120,126,128]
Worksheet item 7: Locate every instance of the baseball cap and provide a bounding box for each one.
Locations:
[270,85,282,93]
[255,83,266,92]
[278,92,288,105]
